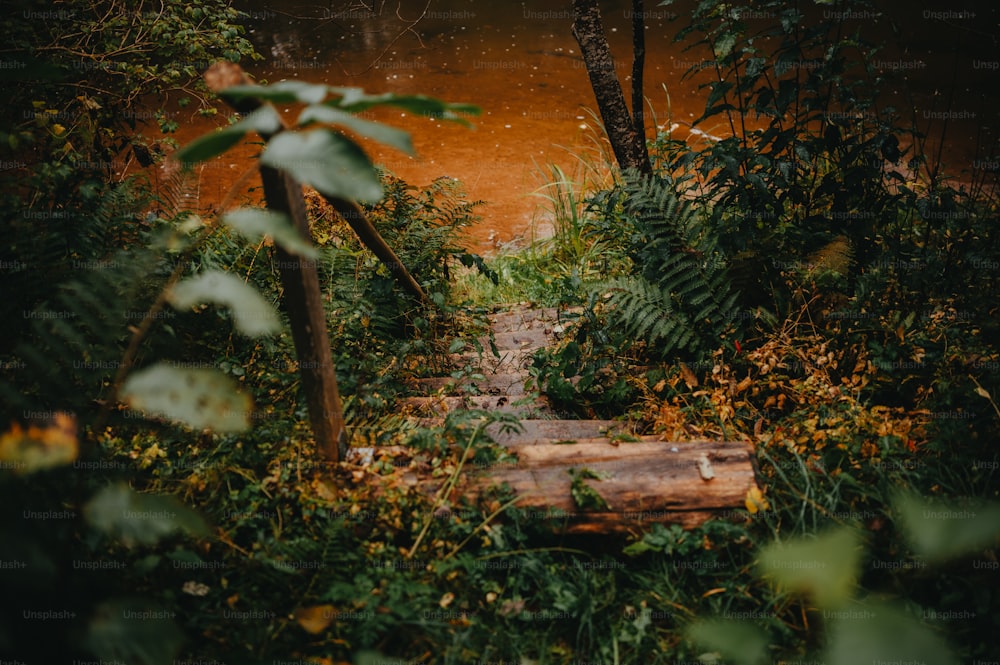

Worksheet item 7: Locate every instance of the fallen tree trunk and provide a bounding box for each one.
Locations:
[476,439,756,533]
[350,437,759,534]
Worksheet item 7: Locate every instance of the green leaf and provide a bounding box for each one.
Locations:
[757,527,863,608]
[298,104,414,154]
[327,86,367,106]
[686,619,770,665]
[714,33,736,59]
[0,535,58,590]
[174,126,245,165]
[622,539,656,557]
[894,493,1000,562]
[121,363,252,433]
[221,208,319,258]
[175,106,281,163]
[220,80,329,104]
[168,270,281,337]
[569,467,611,511]
[84,483,210,547]
[85,598,185,665]
[825,602,959,665]
[335,92,480,126]
[261,129,383,203]
[355,651,406,665]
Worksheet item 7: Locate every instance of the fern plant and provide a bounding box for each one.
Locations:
[600,172,739,359]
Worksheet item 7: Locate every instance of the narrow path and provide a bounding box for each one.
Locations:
[400,306,631,444]
[361,305,759,534]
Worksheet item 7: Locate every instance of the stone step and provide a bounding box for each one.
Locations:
[486,306,581,333]
[398,395,554,418]
[488,419,631,445]
[410,374,535,396]
[392,307,640,454]
[503,433,666,447]
[456,349,537,376]
[404,418,632,445]
[487,327,561,353]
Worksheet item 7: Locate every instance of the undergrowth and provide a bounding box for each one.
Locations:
[3,0,1000,663]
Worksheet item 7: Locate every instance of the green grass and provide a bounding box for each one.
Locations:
[453,156,632,308]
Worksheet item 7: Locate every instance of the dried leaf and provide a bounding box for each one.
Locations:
[0,412,78,474]
[679,361,699,388]
[294,605,336,634]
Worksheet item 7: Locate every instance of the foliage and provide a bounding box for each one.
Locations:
[601,171,740,359]
[2,1,999,663]
[528,171,740,416]
[1,60,489,662]
[0,0,260,353]
[688,494,1000,665]
[658,0,903,286]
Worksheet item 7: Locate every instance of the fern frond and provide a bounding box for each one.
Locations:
[1,243,166,422]
[594,171,742,358]
[603,276,701,356]
[158,158,203,219]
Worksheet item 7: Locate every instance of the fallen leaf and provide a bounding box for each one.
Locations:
[679,362,699,388]
[294,605,336,634]
[745,486,770,514]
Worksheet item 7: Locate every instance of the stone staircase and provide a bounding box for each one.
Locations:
[397,306,632,444]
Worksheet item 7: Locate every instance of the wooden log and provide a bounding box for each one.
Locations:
[351,437,759,534]
[472,439,756,533]
[481,440,750,533]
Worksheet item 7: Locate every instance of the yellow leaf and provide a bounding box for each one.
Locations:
[0,412,78,474]
[974,385,991,400]
[701,587,727,598]
[745,486,770,514]
[293,605,336,634]
[439,592,455,608]
[679,362,699,389]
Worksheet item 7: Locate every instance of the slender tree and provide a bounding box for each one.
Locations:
[572,0,651,174]
[630,0,651,169]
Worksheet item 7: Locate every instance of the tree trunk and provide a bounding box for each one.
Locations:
[572,0,651,174]
[630,0,651,169]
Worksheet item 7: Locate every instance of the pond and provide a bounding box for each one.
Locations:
[156,1,1000,253]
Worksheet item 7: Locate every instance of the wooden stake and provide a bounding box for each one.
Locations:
[204,62,347,461]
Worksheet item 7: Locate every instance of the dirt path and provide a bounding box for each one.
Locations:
[400,305,631,443]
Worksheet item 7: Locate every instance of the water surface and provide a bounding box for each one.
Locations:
[156,1,1000,252]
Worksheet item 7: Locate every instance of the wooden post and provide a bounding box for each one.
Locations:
[204,62,346,461]
[204,62,426,302]
[261,165,348,462]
